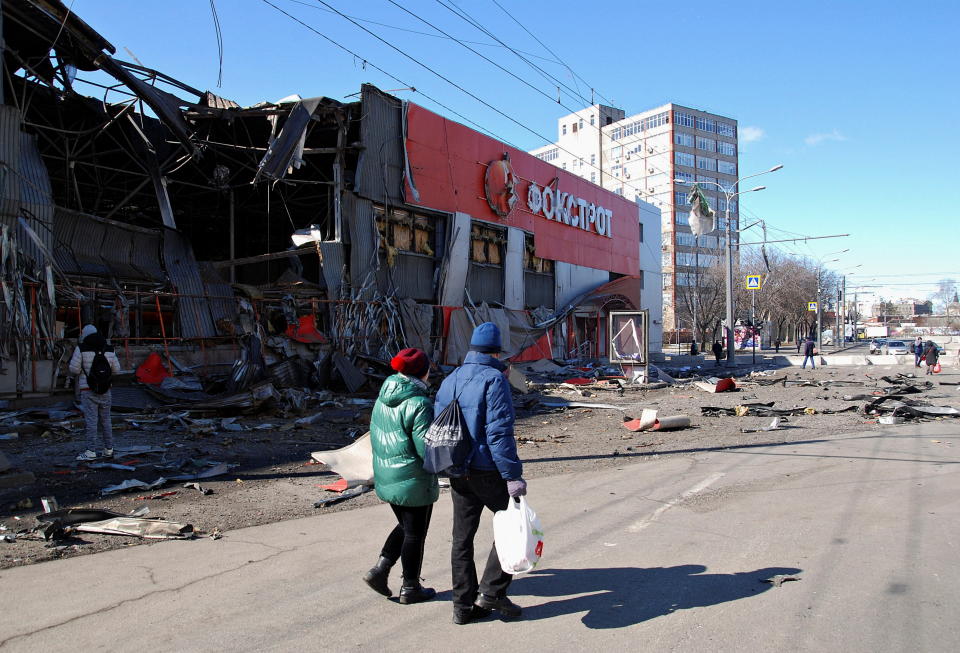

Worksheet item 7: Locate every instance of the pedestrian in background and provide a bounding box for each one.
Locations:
[797,337,802,354]
[435,322,526,625]
[69,325,121,460]
[923,341,939,376]
[774,338,781,353]
[802,336,817,370]
[712,341,723,366]
[914,335,924,368]
[363,348,439,604]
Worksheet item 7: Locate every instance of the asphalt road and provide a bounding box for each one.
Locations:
[1,421,958,652]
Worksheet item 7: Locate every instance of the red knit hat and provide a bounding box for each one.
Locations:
[391,348,429,377]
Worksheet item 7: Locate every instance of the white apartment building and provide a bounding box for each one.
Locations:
[531,103,740,331]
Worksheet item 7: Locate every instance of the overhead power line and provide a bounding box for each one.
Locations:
[259,0,517,145]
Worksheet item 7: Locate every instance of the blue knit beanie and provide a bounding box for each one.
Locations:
[470,322,502,353]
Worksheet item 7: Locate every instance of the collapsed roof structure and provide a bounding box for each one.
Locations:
[1,0,655,398]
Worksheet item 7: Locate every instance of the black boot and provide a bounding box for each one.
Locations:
[362,556,394,597]
[398,581,436,605]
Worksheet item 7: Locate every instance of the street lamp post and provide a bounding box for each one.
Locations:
[676,165,783,366]
[813,250,848,351]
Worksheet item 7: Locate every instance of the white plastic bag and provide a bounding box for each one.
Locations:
[493,496,544,574]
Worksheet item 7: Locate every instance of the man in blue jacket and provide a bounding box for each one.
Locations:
[435,322,527,625]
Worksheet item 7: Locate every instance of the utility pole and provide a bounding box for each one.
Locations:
[836,282,841,351]
[816,267,823,352]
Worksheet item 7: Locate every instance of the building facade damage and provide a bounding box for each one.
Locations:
[1,0,660,400]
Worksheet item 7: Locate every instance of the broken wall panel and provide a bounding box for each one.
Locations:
[356,85,405,204]
[344,193,386,298]
[198,262,238,329]
[319,241,346,301]
[0,106,55,267]
[53,208,164,281]
[162,228,217,338]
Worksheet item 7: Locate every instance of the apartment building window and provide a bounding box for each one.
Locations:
[572,122,578,133]
[674,171,695,184]
[676,252,719,267]
[717,198,738,213]
[717,141,736,156]
[676,232,696,247]
[662,251,672,268]
[614,187,624,196]
[562,124,567,135]
[612,163,622,177]
[590,153,596,165]
[696,137,716,152]
[579,119,584,129]
[590,172,596,182]
[718,160,737,175]
[716,123,736,137]
[675,211,690,225]
[705,196,717,210]
[610,145,623,158]
[643,111,669,130]
[674,111,695,127]
[639,223,644,242]
[696,157,717,172]
[695,116,715,132]
[674,132,694,147]
[675,151,695,167]
[611,126,621,140]
[562,162,567,170]
[536,148,559,162]
[675,191,688,205]
[590,114,595,125]
[696,175,715,184]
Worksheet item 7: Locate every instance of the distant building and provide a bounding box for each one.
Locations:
[530,103,739,330]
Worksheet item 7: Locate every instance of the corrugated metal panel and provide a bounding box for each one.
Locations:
[356,85,405,204]
[52,208,163,281]
[319,241,346,300]
[524,272,555,309]
[392,253,436,301]
[162,227,217,338]
[344,193,387,298]
[0,107,55,266]
[198,262,237,328]
[467,264,504,305]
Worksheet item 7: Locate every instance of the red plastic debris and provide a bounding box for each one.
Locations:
[317,478,349,493]
[563,377,594,385]
[285,315,328,344]
[715,378,736,393]
[136,352,171,385]
[623,418,644,432]
[134,491,178,501]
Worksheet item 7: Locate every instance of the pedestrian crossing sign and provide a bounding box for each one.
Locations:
[745,274,762,290]
[808,302,818,311]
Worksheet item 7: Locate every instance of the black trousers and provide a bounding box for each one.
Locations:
[380,503,433,584]
[450,470,512,610]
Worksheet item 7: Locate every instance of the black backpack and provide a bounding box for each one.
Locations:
[85,348,113,394]
[423,384,473,477]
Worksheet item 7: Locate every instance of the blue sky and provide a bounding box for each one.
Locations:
[71,0,959,303]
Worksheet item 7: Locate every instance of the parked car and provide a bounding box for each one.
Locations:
[884,340,909,355]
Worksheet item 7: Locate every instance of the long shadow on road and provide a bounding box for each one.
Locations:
[510,565,802,629]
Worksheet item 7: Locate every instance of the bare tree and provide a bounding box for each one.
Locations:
[930,278,958,312]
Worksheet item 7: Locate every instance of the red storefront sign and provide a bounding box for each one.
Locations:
[403,103,640,276]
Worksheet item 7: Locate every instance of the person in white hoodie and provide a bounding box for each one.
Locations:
[68,325,121,460]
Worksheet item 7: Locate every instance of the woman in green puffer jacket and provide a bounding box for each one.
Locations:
[362,348,439,605]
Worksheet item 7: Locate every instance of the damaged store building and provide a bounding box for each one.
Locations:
[0,0,661,400]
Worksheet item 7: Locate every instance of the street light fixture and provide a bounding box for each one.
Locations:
[673,164,783,365]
